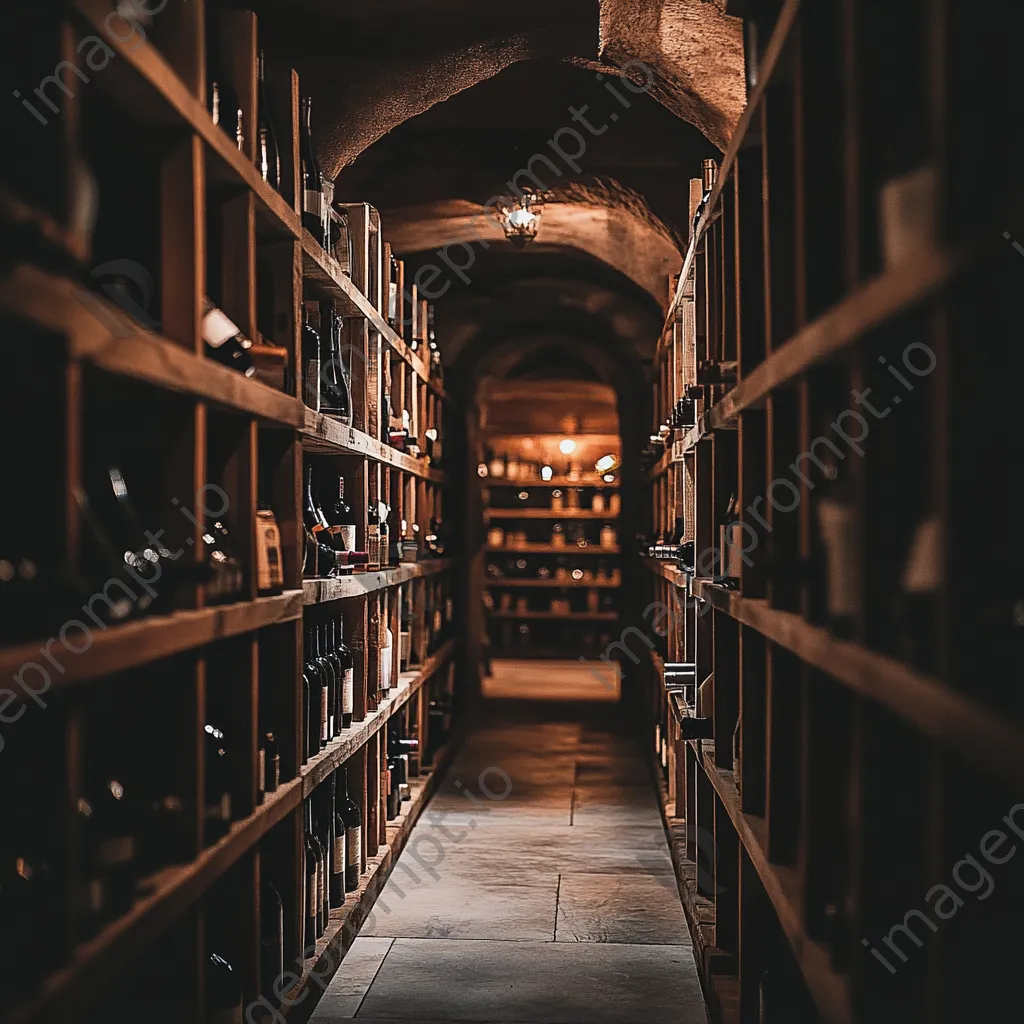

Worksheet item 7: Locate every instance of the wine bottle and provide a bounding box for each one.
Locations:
[302,653,315,762]
[339,768,362,892]
[366,501,381,571]
[255,508,285,595]
[256,49,281,192]
[814,454,860,638]
[303,304,322,412]
[303,802,318,947]
[304,627,326,753]
[202,515,244,604]
[204,723,232,843]
[315,624,336,743]
[203,301,255,378]
[299,96,327,247]
[320,307,349,418]
[260,731,280,799]
[208,29,243,151]
[326,477,357,552]
[331,774,347,907]
[336,619,354,729]
[314,804,329,936]
[260,880,285,1005]
[0,851,50,990]
[206,952,243,1024]
[303,463,335,578]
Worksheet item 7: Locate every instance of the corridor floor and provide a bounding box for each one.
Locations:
[311,698,708,1024]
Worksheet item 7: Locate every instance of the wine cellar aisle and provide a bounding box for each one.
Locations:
[310,701,707,1024]
[3,1,1021,1023]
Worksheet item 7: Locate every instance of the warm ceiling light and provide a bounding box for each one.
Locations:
[497,191,544,248]
[595,454,618,473]
[603,473,615,483]
[540,465,553,481]
[558,438,576,455]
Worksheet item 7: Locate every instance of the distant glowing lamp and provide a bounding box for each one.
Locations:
[603,473,615,483]
[558,438,577,455]
[595,454,618,473]
[541,465,554,481]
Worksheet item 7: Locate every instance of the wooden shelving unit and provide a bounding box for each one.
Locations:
[480,434,621,658]
[641,3,1022,1023]
[0,5,459,1022]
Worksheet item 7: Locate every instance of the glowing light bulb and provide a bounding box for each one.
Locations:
[541,465,553,481]
[559,438,576,455]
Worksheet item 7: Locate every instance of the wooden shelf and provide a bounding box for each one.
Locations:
[483,509,617,521]
[301,408,447,483]
[298,638,457,797]
[0,265,304,426]
[300,232,433,386]
[486,545,620,555]
[302,560,453,605]
[692,744,854,1024]
[488,611,619,621]
[4,641,457,1024]
[71,0,300,242]
[704,250,962,430]
[484,578,620,589]
[279,731,461,1022]
[641,557,1024,790]
[0,590,304,699]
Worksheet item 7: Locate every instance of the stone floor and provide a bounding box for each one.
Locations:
[311,669,707,1024]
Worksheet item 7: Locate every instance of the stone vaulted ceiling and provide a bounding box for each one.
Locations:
[249,0,746,393]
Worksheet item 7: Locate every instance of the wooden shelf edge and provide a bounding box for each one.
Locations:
[301,409,447,484]
[5,780,303,1024]
[278,731,464,1024]
[302,560,455,605]
[0,266,303,427]
[0,590,304,697]
[298,637,458,798]
[690,581,1024,790]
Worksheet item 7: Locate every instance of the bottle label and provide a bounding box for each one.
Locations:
[321,688,329,742]
[817,500,860,617]
[206,794,232,822]
[388,282,397,321]
[258,749,266,794]
[97,835,136,867]
[269,755,281,791]
[318,856,325,909]
[304,188,324,219]
[342,669,354,714]
[340,526,356,551]
[309,870,318,917]
[333,834,345,871]
[346,826,361,868]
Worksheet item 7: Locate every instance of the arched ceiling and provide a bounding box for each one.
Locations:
[245,0,747,399]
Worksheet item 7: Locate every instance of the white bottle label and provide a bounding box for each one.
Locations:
[318,855,325,908]
[342,669,354,715]
[309,870,318,917]
[333,834,345,873]
[321,687,329,742]
[340,525,356,551]
[346,826,361,868]
[258,749,266,794]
